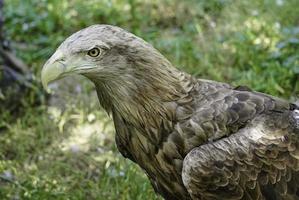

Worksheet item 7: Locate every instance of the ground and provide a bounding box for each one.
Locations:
[0,0,298,199]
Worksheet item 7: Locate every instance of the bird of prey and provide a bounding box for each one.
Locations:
[41,25,299,200]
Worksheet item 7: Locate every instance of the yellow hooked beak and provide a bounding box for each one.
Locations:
[41,49,96,91]
[41,50,68,91]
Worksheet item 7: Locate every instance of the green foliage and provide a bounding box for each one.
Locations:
[1,0,298,199]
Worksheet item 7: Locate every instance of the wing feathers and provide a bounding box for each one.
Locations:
[182,110,299,199]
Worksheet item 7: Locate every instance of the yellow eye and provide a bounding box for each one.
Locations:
[87,48,101,57]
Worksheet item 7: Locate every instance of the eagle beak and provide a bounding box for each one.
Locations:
[41,50,67,91]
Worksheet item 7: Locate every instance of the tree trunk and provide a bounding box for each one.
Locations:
[0,0,41,115]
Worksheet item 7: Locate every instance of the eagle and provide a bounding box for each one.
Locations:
[41,25,299,200]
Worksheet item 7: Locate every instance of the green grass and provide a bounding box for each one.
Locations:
[1,0,299,199]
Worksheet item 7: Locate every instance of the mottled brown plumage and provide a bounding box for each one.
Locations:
[41,25,299,200]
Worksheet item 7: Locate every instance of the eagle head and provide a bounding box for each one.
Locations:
[41,24,172,89]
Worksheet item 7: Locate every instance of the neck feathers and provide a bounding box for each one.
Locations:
[95,57,193,129]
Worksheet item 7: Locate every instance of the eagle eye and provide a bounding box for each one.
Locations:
[87,48,101,57]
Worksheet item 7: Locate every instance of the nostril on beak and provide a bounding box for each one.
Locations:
[56,57,66,62]
[55,57,67,71]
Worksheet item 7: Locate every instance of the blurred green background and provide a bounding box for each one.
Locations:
[0,0,298,199]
